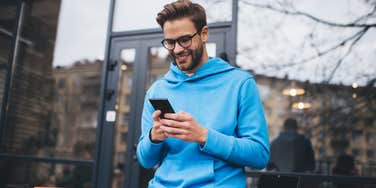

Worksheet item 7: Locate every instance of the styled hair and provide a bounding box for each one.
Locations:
[156,0,207,32]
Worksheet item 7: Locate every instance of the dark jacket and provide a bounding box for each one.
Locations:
[269,131,315,172]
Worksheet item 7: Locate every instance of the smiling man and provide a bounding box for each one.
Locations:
[136,0,270,187]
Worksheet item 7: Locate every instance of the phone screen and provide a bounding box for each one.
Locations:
[149,98,175,119]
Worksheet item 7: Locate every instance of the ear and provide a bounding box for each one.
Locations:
[200,25,209,42]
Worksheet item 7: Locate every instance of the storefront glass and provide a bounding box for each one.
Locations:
[238,0,376,178]
[0,0,110,187]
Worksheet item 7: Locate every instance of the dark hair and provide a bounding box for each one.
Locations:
[156,0,207,32]
[283,118,298,131]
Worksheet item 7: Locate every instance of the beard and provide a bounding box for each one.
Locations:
[170,42,204,72]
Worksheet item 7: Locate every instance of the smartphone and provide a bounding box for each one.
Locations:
[149,98,175,119]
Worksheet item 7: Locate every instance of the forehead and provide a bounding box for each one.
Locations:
[163,17,196,39]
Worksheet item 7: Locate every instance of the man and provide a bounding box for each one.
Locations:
[269,118,315,173]
[136,0,270,187]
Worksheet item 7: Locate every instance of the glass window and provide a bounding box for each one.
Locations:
[113,0,232,32]
[0,0,18,114]
[0,160,93,188]
[0,30,12,66]
[0,0,110,162]
[367,150,374,160]
[0,0,17,32]
[147,46,170,89]
[206,42,216,57]
[111,48,136,188]
[352,130,363,145]
[366,133,374,145]
[238,0,376,177]
[0,73,4,108]
[121,133,128,143]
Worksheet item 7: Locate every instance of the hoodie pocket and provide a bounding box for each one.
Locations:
[153,159,215,188]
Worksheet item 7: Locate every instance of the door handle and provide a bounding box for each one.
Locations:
[133,143,138,161]
[105,89,115,100]
[107,59,118,71]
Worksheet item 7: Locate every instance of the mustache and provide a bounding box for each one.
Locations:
[170,50,191,58]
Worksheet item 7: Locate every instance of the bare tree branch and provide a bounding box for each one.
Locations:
[240,0,376,28]
[239,0,376,84]
[326,27,370,82]
[262,28,368,70]
[352,4,376,23]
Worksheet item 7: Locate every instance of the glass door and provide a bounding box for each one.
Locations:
[106,29,226,188]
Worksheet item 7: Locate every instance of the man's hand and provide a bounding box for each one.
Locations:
[159,111,208,145]
[150,110,167,143]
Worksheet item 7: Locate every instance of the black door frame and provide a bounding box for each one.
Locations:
[93,0,239,187]
[95,22,234,188]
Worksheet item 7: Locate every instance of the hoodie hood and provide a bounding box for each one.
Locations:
[163,57,235,83]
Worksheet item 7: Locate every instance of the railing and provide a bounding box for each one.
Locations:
[315,160,376,177]
[246,171,376,188]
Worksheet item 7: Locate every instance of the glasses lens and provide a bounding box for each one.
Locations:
[162,39,175,50]
[177,36,192,48]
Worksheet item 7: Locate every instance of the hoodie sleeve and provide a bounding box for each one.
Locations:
[136,92,165,169]
[200,77,270,169]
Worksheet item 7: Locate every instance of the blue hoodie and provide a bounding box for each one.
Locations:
[137,57,270,188]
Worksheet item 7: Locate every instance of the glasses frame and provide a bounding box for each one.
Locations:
[161,32,199,50]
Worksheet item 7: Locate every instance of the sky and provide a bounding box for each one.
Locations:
[53,0,109,66]
[237,0,376,86]
[52,0,375,86]
[53,0,231,66]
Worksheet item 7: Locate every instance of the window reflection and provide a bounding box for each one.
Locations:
[0,1,17,33]
[147,46,170,89]
[0,0,17,122]
[240,0,376,178]
[53,60,102,159]
[111,48,136,188]
[255,77,376,176]
[0,160,92,188]
[0,0,109,186]
[0,35,11,65]
[0,0,109,158]
[206,43,216,57]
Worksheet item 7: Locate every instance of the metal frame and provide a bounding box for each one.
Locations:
[247,171,376,185]
[0,0,23,148]
[0,153,93,166]
[92,0,117,186]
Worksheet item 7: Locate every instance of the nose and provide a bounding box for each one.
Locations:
[173,42,185,54]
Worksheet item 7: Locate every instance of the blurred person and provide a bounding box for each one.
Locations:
[136,0,270,187]
[219,51,229,62]
[332,154,358,176]
[332,154,360,188]
[269,118,315,173]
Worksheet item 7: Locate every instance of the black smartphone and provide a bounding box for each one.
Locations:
[149,98,175,119]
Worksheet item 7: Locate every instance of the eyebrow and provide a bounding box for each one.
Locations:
[164,34,193,41]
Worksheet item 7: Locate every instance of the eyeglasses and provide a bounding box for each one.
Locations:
[161,32,198,50]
